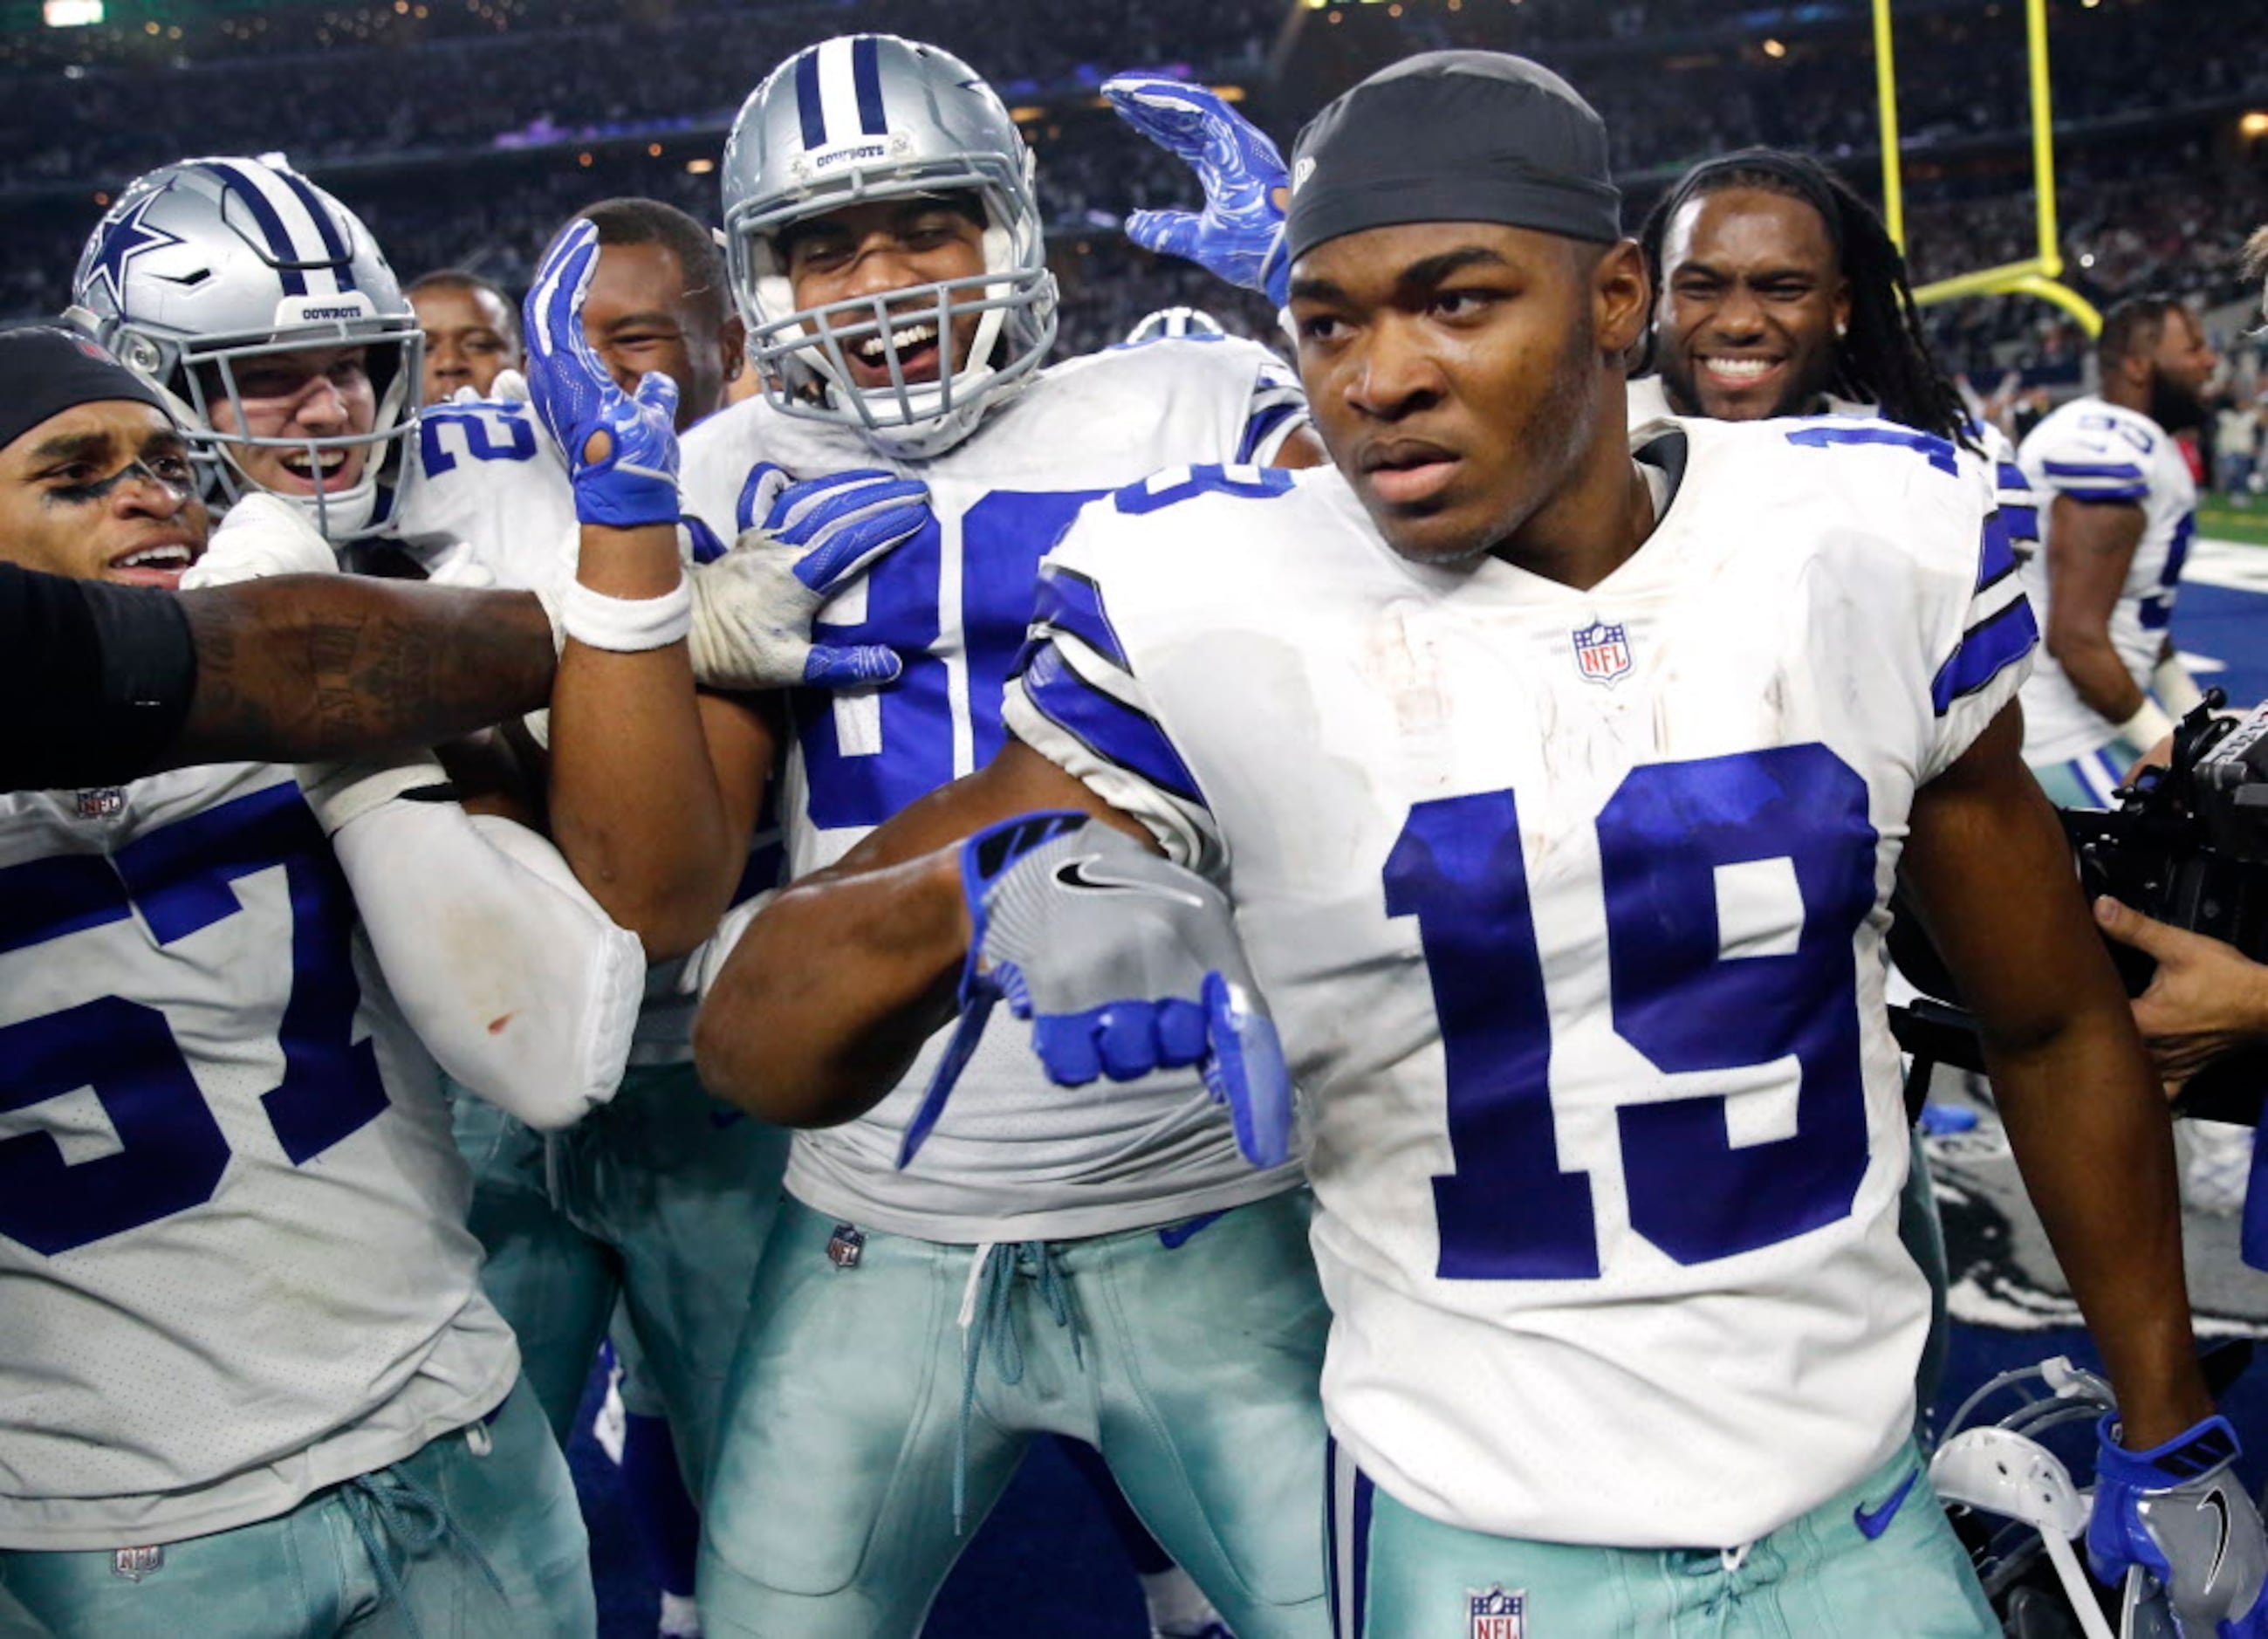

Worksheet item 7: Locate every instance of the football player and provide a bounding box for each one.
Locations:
[70,157,424,551]
[0,324,636,1637]
[2016,294,2217,807]
[1113,110,2037,1424]
[2011,296,2232,1210]
[2073,257,2267,1208]
[528,32,1331,1639]
[693,51,2267,1639]
[1633,147,2036,553]
[440,199,787,1620]
[55,165,809,1635]
[408,269,524,406]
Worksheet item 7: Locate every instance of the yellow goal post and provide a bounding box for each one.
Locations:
[1874,0,2102,337]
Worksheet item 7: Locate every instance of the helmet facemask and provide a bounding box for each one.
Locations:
[168,315,424,542]
[722,38,1059,460]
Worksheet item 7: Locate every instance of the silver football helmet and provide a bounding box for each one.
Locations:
[67,156,423,541]
[721,34,1058,459]
[1125,305,1228,345]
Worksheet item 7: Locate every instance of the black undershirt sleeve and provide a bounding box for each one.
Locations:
[3,562,197,791]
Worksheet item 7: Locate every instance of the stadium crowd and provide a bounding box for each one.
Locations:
[3,0,2265,368]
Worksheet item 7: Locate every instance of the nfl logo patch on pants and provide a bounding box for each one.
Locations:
[1468,1586,1525,1637]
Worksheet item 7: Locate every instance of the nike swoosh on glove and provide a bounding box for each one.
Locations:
[180,491,339,588]
[2089,1413,2268,1637]
[1103,73,1291,308]
[523,218,681,528]
[897,811,1294,1171]
[686,463,925,691]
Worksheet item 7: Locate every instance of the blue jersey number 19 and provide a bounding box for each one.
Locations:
[1385,744,1879,1279]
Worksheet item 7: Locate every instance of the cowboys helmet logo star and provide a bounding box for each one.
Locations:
[82,190,184,311]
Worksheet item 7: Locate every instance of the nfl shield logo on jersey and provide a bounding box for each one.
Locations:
[1572,620,1632,686]
[1467,1586,1525,1637]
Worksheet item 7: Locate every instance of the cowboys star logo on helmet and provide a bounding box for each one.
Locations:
[79,189,186,315]
[719,33,1058,458]
[65,155,425,543]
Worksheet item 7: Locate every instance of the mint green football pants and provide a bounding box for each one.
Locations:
[696,1189,1333,1639]
[1326,1432,1996,1639]
[0,1382,592,1639]
[450,1061,790,1499]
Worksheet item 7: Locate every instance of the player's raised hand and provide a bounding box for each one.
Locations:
[686,463,924,691]
[897,811,1294,1170]
[522,218,681,529]
[2087,1413,2268,1637]
[1103,73,1292,307]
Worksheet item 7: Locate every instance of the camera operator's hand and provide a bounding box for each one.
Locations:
[2123,732,2176,785]
[2096,895,2268,1090]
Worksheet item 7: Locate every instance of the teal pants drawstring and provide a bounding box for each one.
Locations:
[338,1458,505,1639]
[953,1240,1084,1533]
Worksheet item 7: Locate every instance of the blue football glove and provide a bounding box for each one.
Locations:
[2088,1414,2268,1638]
[522,217,682,529]
[1103,73,1292,308]
[684,463,925,690]
[897,812,1293,1171]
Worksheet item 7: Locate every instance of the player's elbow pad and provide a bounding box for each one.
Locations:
[332,804,644,1127]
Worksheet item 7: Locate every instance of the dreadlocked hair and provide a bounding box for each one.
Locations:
[1637,147,1977,453]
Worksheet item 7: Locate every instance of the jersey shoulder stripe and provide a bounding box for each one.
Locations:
[1782,419,1958,476]
[1016,637,1207,806]
[1030,561,1132,672]
[1930,510,2037,714]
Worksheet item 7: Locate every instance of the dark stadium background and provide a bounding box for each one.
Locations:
[9,0,2268,1630]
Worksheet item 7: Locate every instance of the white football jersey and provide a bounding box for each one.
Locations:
[679,336,1312,1240]
[1004,416,2033,1546]
[1625,377,2040,561]
[2017,394,2196,763]
[0,764,517,1549]
[387,397,578,591]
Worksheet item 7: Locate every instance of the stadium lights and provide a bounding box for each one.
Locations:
[685,158,715,175]
[41,0,101,25]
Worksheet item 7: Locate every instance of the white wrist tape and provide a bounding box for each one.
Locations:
[2114,696,2178,751]
[2151,654,2207,718]
[560,575,692,652]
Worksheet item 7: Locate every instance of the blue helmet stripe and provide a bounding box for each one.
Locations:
[271,168,356,291]
[793,48,827,149]
[200,161,307,296]
[852,35,887,135]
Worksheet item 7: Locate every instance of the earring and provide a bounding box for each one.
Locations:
[1835,320,1849,339]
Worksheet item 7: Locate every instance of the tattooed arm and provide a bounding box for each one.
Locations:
[2,562,554,790]
[175,574,555,766]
